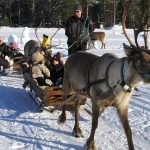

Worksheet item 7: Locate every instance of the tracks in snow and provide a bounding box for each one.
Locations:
[131,87,150,114]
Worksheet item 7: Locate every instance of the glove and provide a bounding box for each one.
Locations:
[45,79,53,86]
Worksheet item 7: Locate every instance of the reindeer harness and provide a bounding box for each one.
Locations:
[82,57,132,97]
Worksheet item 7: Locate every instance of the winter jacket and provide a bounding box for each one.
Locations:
[65,15,94,45]
[0,43,10,58]
[32,62,50,79]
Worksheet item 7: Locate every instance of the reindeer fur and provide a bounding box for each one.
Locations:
[24,40,42,58]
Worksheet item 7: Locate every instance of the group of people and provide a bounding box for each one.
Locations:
[30,2,94,87]
[0,35,21,59]
[30,49,64,87]
[1,3,93,87]
[0,36,21,74]
[24,33,64,87]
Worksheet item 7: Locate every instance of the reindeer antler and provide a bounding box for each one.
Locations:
[49,28,61,48]
[133,14,150,49]
[51,28,61,40]
[35,22,42,45]
[122,0,150,50]
[122,0,134,46]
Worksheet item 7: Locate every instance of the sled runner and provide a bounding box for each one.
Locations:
[23,73,86,111]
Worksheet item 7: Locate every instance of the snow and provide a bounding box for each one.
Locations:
[0,26,150,150]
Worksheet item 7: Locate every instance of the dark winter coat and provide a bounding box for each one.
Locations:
[0,43,10,58]
[46,54,64,86]
[65,15,94,45]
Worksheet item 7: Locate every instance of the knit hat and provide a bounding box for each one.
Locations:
[32,51,44,63]
[74,4,83,11]
[43,34,48,39]
[42,34,50,47]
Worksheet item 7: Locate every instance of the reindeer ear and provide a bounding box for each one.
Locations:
[123,43,133,56]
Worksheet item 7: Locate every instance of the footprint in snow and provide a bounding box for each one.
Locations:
[10,142,25,149]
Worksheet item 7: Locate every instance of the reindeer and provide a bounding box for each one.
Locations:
[24,40,42,58]
[58,0,150,150]
[90,31,106,49]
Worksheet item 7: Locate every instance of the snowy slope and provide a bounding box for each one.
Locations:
[0,26,149,150]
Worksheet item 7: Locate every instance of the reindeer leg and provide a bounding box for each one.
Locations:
[58,95,67,124]
[73,97,83,137]
[117,106,135,150]
[58,72,71,124]
[86,101,102,150]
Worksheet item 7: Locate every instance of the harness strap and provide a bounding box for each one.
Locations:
[82,57,99,95]
[82,60,114,97]
[120,57,126,81]
[120,58,132,92]
[82,78,106,93]
[105,61,114,92]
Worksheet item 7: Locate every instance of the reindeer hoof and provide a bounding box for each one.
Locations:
[58,114,66,124]
[85,141,96,150]
[73,127,84,138]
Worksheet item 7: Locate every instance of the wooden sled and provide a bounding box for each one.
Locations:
[23,73,86,111]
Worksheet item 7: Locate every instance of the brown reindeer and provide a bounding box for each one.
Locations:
[90,31,106,49]
[58,0,150,150]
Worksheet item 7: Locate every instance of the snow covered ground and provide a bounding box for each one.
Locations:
[0,26,150,150]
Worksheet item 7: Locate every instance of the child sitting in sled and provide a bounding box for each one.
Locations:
[42,34,51,50]
[46,52,64,86]
[31,51,52,86]
[7,34,21,57]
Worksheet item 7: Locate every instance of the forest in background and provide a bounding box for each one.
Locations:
[0,0,149,28]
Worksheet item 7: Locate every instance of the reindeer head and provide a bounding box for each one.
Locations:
[122,0,150,83]
[123,43,150,83]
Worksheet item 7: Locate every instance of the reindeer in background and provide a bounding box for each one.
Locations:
[90,31,106,49]
[24,28,60,59]
[58,0,150,150]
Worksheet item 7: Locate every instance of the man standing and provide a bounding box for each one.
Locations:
[65,4,94,55]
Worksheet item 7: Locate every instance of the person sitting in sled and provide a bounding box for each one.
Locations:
[42,34,51,50]
[7,34,21,57]
[31,51,52,86]
[41,34,53,64]
[48,52,64,86]
[0,36,11,75]
[0,36,11,58]
[8,42,20,56]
